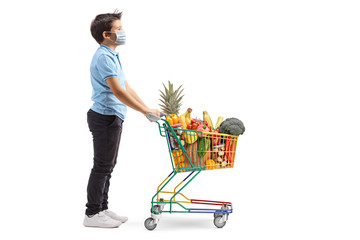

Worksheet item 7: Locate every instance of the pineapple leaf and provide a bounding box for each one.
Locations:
[168,80,173,94]
[159,99,167,105]
[177,95,184,103]
[175,88,184,99]
[162,83,169,97]
[159,80,185,115]
[159,91,166,100]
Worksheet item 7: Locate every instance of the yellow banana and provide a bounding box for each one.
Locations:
[179,114,187,129]
[179,108,192,129]
[185,108,192,126]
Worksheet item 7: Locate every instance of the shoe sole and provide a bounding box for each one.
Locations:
[83,224,122,228]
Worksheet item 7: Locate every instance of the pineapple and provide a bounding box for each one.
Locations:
[159,80,184,115]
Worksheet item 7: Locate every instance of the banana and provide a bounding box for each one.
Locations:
[179,108,192,129]
[185,108,192,126]
[179,114,187,129]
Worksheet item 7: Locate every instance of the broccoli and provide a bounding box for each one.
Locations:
[219,118,245,136]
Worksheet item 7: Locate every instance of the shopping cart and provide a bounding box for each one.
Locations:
[144,113,239,230]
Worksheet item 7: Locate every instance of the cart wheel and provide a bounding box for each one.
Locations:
[214,211,229,219]
[144,217,157,230]
[214,216,226,228]
[214,210,223,218]
[151,205,161,214]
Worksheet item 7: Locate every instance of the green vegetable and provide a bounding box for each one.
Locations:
[214,116,224,129]
[198,137,211,158]
[219,118,245,136]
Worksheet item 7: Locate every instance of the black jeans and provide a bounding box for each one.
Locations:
[85,109,124,216]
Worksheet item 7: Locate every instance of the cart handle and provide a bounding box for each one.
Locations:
[146,112,166,122]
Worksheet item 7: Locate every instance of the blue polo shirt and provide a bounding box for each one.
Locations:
[90,44,127,120]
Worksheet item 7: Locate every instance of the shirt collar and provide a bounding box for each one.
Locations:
[100,44,119,56]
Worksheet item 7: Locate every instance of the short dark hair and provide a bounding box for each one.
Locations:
[90,11,122,44]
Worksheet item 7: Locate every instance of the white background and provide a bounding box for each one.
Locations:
[0,0,359,239]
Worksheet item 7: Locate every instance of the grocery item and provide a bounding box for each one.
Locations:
[185,109,192,126]
[205,159,216,170]
[171,114,179,124]
[184,131,198,144]
[179,114,186,129]
[159,80,184,115]
[219,118,245,136]
[198,137,211,159]
[166,115,174,125]
[172,149,184,165]
[185,140,201,167]
[203,111,214,130]
[214,116,224,129]
[170,123,182,128]
[176,161,186,172]
[211,129,221,145]
[187,118,201,130]
[197,122,210,132]
[213,144,227,168]
[225,136,237,164]
[179,108,192,129]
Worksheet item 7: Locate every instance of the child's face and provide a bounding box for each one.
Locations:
[105,20,124,42]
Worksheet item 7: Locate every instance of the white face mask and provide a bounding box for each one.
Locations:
[107,30,126,45]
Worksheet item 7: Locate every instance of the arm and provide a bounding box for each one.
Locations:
[106,77,160,117]
[125,80,149,110]
[106,77,149,115]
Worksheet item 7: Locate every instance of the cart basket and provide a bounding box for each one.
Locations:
[156,118,239,172]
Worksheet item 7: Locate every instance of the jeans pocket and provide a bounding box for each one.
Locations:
[109,116,123,129]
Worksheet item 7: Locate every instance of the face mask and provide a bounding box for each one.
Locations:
[114,30,126,45]
[107,30,126,45]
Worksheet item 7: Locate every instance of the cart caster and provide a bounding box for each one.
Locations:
[144,217,157,231]
[214,210,226,218]
[151,205,161,214]
[214,216,226,228]
[214,205,230,218]
[214,212,229,219]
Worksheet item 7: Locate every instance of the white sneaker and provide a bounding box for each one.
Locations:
[83,211,122,228]
[102,210,128,223]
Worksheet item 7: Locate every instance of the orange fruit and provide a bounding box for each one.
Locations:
[205,159,216,170]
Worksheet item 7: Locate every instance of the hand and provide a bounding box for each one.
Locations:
[145,109,160,117]
[150,109,160,117]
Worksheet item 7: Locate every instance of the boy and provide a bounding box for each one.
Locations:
[84,11,160,228]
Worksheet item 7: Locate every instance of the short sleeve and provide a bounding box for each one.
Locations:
[97,54,118,81]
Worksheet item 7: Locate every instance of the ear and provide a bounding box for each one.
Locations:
[102,31,111,40]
